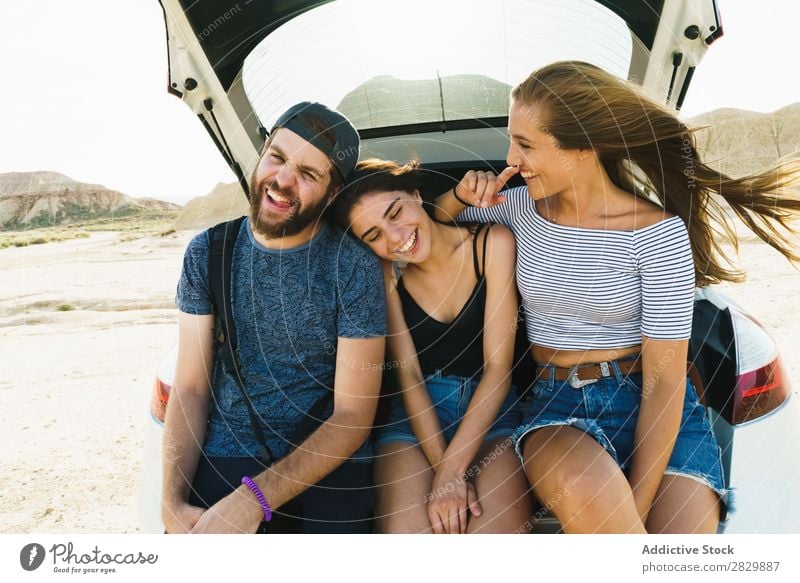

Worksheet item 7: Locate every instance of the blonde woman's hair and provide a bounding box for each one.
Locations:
[512,61,800,286]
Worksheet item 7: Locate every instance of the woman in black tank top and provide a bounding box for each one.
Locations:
[330,159,531,534]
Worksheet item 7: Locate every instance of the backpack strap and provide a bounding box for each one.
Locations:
[208,216,275,466]
[207,216,335,466]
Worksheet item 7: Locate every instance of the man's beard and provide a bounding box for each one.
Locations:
[249,175,333,239]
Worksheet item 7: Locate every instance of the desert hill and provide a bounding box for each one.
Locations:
[172,181,248,231]
[688,102,800,177]
[337,74,511,129]
[0,171,180,229]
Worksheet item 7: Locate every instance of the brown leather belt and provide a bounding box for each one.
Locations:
[534,357,643,388]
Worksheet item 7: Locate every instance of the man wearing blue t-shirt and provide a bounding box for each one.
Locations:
[162,103,386,534]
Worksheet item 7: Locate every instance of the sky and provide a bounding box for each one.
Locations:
[0,0,798,206]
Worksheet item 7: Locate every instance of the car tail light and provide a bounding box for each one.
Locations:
[150,377,171,425]
[733,358,790,424]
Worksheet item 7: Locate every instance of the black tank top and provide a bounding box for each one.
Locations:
[397,224,491,378]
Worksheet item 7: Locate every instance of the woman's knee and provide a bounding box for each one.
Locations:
[521,427,626,508]
[554,463,626,511]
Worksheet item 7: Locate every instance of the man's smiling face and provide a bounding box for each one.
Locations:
[249,127,337,238]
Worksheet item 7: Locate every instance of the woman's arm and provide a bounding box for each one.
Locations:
[427,226,519,533]
[628,216,696,525]
[433,167,519,223]
[627,337,688,525]
[439,226,518,475]
[381,261,448,468]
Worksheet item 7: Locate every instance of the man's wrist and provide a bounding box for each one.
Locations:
[242,476,273,522]
[162,494,189,512]
[235,483,270,519]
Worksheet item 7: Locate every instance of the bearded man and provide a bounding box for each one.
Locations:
[162,103,386,534]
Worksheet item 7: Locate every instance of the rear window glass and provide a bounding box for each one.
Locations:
[243,0,633,132]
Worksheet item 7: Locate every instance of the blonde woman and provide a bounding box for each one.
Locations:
[436,61,800,533]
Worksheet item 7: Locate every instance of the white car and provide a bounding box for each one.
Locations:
[139,0,800,533]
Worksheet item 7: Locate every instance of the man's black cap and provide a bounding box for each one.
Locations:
[270,102,360,181]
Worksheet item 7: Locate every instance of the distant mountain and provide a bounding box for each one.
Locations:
[0,171,180,229]
[688,103,800,177]
[173,181,248,231]
[337,74,511,129]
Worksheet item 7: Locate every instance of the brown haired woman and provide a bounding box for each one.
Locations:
[435,61,800,533]
[330,160,532,533]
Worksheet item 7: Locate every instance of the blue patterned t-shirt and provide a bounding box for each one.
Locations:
[175,218,386,460]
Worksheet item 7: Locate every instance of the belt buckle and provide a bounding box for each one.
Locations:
[567,365,598,389]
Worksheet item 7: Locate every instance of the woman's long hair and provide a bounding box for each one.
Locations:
[512,61,800,286]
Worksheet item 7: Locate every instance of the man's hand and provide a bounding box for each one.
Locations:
[162,502,206,534]
[453,166,519,208]
[189,488,263,534]
[427,473,483,534]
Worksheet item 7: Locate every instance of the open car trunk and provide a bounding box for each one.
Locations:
[156,0,721,196]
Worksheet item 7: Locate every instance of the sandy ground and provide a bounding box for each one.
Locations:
[1,228,798,533]
[0,231,193,533]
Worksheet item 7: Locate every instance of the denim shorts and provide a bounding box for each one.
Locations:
[375,371,523,449]
[510,360,732,522]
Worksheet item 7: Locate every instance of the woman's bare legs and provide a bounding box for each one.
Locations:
[375,438,534,533]
[466,437,533,533]
[374,443,434,533]
[521,425,646,533]
[646,474,720,533]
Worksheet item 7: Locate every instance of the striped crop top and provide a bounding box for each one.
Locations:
[459,186,696,350]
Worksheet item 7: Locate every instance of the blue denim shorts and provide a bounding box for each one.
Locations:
[510,360,733,522]
[375,371,523,449]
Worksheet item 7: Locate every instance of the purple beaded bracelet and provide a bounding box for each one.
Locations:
[242,476,272,522]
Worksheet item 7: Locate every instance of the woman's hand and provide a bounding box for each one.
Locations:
[427,472,483,534]
[453,166,519,208]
